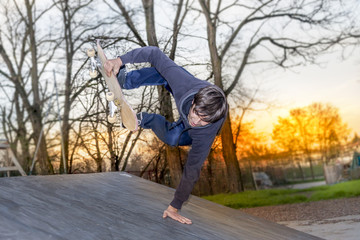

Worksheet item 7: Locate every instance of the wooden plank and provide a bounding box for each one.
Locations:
[0,166,19,171]
[7,148,26,176]
[0,172,323,240]
[0,143,10,149]
[0,146,26,176]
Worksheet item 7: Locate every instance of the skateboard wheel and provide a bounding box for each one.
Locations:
[106,92,115,101]
[108,115,116,123]
[89,70,98,78]
[87,48,95,57]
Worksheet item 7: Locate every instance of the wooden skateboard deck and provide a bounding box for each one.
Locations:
[95,40,138,131]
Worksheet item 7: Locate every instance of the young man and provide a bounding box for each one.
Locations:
[104,46,228,224]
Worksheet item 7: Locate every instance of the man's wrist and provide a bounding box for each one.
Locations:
[170,198,183,210]
[117,57,123,66]
[167,205,178,212]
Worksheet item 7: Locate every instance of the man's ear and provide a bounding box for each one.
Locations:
[191,100,195,110]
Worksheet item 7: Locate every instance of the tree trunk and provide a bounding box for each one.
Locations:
[199,0,243,193]
[14,90,32,172]
[297,162,305,181]
[221,115,244,192]
[117,132,132,170]
[60,44,72,173]
[165,146,183,187]
[308,156,315,180]
[25,0,52,174]
[205,149,215,195]
[107,124,116,171]
[142,0,182,188]
[59,0,74,174]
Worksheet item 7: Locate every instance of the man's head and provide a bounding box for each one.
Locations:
[188,85,228,127]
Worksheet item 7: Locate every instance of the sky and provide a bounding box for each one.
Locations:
[246,48,360,137]
[160,0,360,140]
[2,0,359,140]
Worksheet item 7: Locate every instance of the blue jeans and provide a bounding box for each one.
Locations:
[117,67,192,146]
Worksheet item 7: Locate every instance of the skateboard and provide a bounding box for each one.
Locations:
[87,40,138,131]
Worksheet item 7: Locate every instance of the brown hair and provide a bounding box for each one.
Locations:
[193,85,228,123]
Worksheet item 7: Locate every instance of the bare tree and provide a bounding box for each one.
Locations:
[197,0,360,193]
[117,84,157,171]
[0,0,63,174]
[0,88,32,171]
[54,0,122,173]
[108,0,193,187]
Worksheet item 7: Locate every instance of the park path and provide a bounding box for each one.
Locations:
[241,196,360,240]
[285,181,326,189]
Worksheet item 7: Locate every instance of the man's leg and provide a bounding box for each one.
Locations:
[117,67,172,94]
[139,113,192,147]
[118,66,188,144]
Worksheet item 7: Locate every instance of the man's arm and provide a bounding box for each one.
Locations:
[108,47,198,94]
[162,137,213,225]
[162,134,215,224]
[163,129,216,225]
[170,134,214,209]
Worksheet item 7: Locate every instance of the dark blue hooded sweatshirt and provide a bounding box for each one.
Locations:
[120,46,225,209]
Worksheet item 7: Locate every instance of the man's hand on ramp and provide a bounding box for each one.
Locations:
[163,205,192,224]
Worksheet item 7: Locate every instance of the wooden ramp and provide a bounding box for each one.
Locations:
[0,173,323,240]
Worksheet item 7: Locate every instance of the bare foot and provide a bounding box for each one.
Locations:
[163,205,192,224]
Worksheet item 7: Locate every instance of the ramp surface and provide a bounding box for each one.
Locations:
[0,173,323,239]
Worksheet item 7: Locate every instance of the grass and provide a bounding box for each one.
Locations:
[202,179,360,209]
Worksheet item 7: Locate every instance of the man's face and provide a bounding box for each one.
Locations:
[188,104,210,127]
